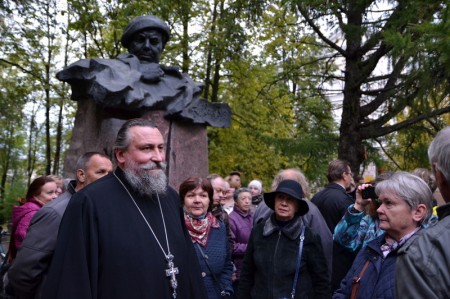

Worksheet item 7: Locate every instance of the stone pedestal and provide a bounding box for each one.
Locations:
[63,99,208,190]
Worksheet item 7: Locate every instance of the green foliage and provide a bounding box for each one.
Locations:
[208,59,294,188]
[282,0,450,175]
[1,0,449,205]
[208,3,338,188]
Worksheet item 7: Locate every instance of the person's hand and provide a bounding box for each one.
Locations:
[355,184,373,211]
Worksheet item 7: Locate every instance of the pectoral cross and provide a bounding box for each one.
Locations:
[165,254,179,298]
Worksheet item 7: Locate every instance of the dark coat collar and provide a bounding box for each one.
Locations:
[326,182,346,191]
[67,180,77,195]
[263,214,304,240]
[437,202,450,220]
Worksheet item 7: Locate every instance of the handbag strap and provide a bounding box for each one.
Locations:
[195,243,228,297]
[290,225,305,299]
[350,259,370,299]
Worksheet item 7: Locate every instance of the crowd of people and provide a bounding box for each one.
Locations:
[2,120,449,299]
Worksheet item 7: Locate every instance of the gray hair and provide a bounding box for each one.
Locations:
[271,168,311,198]
[113,118,158,156]
[233,188,252,202]
[411,168,437,193]
[206,173,222,183]
[375,171,433,223]
[428,127,450,185]
[75,152,110,173]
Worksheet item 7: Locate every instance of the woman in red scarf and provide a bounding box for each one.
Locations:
[180,177,233,298]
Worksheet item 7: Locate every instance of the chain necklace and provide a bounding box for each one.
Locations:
[114,172,179,298]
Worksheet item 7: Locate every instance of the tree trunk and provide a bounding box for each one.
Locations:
[52,98,63,175]
[26,116,38,186]
[0,126,13,202]
[44,0,53,175]
[337,1,366,175]
[211,0,225,103]
[180,2,190,74]
[203,0,219,101]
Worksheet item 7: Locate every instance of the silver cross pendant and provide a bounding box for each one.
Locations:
[165,254,179,298]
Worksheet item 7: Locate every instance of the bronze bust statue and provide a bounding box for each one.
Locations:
[57,15,230,127]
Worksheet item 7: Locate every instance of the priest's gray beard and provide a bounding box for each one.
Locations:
[123,159,167,197]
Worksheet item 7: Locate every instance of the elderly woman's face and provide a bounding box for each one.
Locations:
[274,193,298,221]
[128,30,163,63]
[236,192,252,213]
[376,190,420,240]
[183,187,210,217]
[248,185,261,196]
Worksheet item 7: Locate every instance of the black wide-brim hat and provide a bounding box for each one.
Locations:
[264,179,309,216]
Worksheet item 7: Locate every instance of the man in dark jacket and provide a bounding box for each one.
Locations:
[8,152,112,299]
[311,159,355,292]
[396,127,450,298]
[311,160,354,233]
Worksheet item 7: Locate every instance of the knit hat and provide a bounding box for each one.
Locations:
[248,180,263,192]
[264,180,309,216]
[121,15,170,49]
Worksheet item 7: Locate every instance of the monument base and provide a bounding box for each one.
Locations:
[63,99,208,190]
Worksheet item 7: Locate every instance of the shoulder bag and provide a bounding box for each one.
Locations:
[196,243,231,298]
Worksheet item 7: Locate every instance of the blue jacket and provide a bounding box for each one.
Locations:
[333,234,396,299]
[193,219,234,299]
[333,204,383,252]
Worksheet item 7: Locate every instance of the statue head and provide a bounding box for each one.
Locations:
[121,15,170,63]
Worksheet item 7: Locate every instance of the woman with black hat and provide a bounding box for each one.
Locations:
[238,179,330,299]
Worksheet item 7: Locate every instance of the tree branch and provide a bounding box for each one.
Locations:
[374,137,402,169]
[361,105,450,139]
[296,5,346,57]
[360,56,408,117]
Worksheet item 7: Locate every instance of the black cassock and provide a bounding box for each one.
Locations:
[41,169,207,299]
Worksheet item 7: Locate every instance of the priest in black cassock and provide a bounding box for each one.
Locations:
[41,118,208,299]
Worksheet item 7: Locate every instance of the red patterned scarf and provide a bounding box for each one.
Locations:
[184,212,220,247]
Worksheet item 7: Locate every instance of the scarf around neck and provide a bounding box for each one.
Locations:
[380,227,420,257]
[184,212,220,247]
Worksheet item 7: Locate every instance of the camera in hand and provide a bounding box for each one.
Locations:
[362,186,377,200]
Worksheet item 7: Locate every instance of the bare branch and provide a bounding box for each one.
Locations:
[361,105,450,139]
[296,5,346,57]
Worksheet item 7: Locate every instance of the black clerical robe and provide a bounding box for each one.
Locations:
[41,169,207,299]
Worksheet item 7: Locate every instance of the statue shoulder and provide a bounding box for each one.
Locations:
[57,56,132,81]
[160,65,183,78]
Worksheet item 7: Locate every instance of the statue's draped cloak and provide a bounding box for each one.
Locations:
[57,54,231,127]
